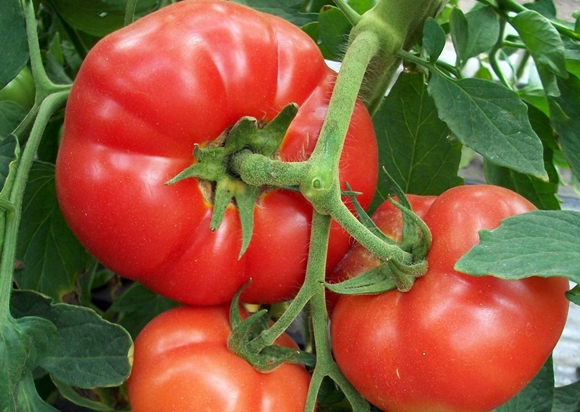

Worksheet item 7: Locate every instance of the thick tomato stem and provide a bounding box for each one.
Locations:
[349,0,443,114]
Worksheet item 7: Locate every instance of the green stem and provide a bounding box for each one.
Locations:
[0,91,69,322]
[349,0,443,113]
[300,30,380,209]
[489,20,512,89]
[330,199,411,264]
[497,0,580,40]
[332,0,361,25]
[124,0,139,26]
[301,212,369,412]
[22,0,70,96]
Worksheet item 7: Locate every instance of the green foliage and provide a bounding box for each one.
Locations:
[428,73,548,179]
[372,72,462,201]
[15,162,87,301]
[456,210,580,282]
[44,0,157,37]
[11,290,133,388]
[0,0,28,89]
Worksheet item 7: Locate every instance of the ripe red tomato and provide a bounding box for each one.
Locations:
[330,185,570,412]
[55,0,378,305]
[326,194,436,313]
[127,305,311,412]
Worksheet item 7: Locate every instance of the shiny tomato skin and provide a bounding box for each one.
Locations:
[331,185,570,412]
[127,305,311,412]
[55,0,378,305]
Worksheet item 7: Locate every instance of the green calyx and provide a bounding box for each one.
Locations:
[166,104,299,257]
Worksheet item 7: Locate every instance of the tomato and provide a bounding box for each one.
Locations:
[55,0,378,305]
[330,185,570,412]
[127,305,311,412]
[0,66,36,111]
[326,195,436,313]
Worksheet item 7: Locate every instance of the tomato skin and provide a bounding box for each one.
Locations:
[127,305,311,412]
[55,0,378,305]
[331,185,570,412]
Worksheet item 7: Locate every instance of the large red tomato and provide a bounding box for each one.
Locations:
[55,0,378,305]
[127,305,311,411]
[331,185,570,412]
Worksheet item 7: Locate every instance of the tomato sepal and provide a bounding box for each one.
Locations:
[228,284,315,372]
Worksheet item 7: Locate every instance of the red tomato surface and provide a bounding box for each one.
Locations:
[331,185,570,412]
[127,305,311,412]
[55,0,378,305]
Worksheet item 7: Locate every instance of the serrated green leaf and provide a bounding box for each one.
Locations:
[318,6,352,61]
[45,0,157,37]
[14,162,86,300]
[483,104,560,210]
[423,18,446,61]
[109,282,179,338]
[11,290,133,388]
[511,10,567,97]
[553,380,580,411]
[373,73,462,204]
[455,210,580,282]
[0,0,28,89]
[232,0,317,26]
[493,356,555,412]
[550,74,580,182]
[428,72,548,179]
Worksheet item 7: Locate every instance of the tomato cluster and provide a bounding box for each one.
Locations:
[330,185,570,412]
[55,0,570,411]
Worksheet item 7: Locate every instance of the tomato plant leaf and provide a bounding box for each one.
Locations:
[450,6,500,68]
[0,101,27,139]
[232,0,317,26]
[0,316,57,411]
[428,72,548,180]
[52,379,114,411]
[550,74,580,181]
[14,162,86,300]
[373,72,462,205]
[511,10,568,97]
[16,372,60,412]
[318,6,352,61]
[44,0,157,37]
[455,210,580,283]
[0,0,28,89]
[553,380,580,411]
[422,17,446,61]
[493,356,555,412]
[109,282,179,339]
[11,289,133,388]
[483,105,560,210]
